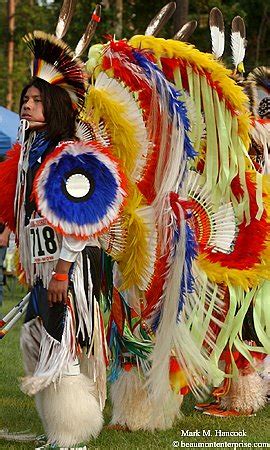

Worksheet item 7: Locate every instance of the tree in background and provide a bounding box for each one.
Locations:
[0,0,269,111]
[6,0,15,110]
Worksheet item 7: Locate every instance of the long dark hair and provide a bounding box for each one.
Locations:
[19,77,77,143]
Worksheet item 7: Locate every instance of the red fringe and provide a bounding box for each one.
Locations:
[0,143,21,231]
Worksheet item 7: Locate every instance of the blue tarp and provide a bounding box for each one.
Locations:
[0,106,20,155]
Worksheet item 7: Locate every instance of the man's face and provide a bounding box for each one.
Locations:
[20,86,45,126]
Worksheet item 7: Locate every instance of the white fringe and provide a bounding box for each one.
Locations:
[38,374,103,446]
[223,372,267,413]
[81,299,108,410]
[21,306,76,396]
[20,317,42,376]
[110,369,182,431]
[72,252,93,341]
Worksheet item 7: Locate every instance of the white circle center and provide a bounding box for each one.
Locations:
[66,173,91,198]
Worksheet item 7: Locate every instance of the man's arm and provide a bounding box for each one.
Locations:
[47,258,72,306]
[47,235,99,306]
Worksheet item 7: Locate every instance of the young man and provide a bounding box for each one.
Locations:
[0,35,106,449]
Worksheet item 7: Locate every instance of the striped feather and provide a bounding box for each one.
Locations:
[209,7,224,59]
[231,16,246,71]
[55,0,77,39]
[74,4,102,58]
[145,2,176,36]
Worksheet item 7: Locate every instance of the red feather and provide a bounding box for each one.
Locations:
[143,248,169,319]
[204,173,270,269]
[0,143,21,231]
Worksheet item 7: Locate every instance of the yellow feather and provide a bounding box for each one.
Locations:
[129,36,251,148]
[117,188,150,290]
[197,254,270,291]
[197,174,270,290]
[129,36,249,112]
[84,87,140,176]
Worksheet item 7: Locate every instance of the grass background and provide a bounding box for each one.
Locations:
[0,281,270,449]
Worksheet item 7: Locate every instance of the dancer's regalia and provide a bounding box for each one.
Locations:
[0,7,115,447]
[84,25,270,423]
[188,11,270,416]
[1,1,270,444]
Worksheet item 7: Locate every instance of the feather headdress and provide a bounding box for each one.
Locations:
[23,31,87,109]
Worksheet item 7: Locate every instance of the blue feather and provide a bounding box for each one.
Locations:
[44,152,119,227]
[132,50,197,161]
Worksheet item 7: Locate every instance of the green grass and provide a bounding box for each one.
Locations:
[0,284,270,449]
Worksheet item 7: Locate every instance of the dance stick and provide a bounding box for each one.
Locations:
[0,292,30,328]
[0,302,28,339]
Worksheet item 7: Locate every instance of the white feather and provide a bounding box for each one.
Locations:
[211,26,225,59]
[231,31,246,68]
[110,369,182,430]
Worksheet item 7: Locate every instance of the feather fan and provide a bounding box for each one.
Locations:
[209,7,224,59]
[145,2,176,36]
[173,20,197,42]
[231,16,246,72]
[55,0,77,39]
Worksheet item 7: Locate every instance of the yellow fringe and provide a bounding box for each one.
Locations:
[84,87,141,176]
[129,35,251,148]
[129,36,249,113]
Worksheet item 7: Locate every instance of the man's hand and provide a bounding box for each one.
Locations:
[48,277,69,306]
[48,258,72,307]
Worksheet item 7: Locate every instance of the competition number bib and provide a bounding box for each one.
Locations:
[29,218,60,263]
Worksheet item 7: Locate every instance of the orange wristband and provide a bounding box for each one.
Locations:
[52,272,68,282]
